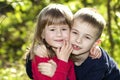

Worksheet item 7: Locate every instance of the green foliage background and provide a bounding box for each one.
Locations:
[0,0,120,80]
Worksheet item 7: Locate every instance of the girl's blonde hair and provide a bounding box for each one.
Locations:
[29,4,73,59]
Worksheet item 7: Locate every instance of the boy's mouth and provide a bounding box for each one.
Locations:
[72,44,81,50]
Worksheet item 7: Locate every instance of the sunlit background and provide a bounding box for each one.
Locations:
[0,0,120,80]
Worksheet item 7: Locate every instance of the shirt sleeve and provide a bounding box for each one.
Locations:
[68,61,76,80]
[32,55,51,80]
[30,55,76,80]
[52,59,76,80]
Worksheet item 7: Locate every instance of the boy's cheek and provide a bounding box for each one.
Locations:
[70,36,75,42]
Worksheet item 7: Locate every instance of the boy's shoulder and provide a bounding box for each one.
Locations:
[99,47,113,63]
[99,48,119,69]
[99,48,112,61]
[84,48,115,68]
[99,48,120,80]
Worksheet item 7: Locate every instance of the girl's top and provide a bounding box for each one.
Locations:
[32,55,76,80]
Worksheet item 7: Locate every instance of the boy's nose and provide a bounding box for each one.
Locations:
[76,36,82,43]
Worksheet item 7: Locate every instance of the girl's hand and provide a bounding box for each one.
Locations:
[56,40,73,62]
[90,46,102,59]
[38,59,57,77]
[34,44,48,58]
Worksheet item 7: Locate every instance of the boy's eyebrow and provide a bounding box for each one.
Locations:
[71,28,79,32]
[72,28,94,38]
[85,34,93,38]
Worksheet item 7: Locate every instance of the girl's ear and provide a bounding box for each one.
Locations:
[41,29,45,39]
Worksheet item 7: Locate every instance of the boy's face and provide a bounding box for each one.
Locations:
[43,24,70,48]
[70,19,99,55]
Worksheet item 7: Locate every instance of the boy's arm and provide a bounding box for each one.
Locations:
[25,54,33,79]
[34,44,48,58]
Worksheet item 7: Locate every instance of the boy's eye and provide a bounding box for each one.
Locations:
[72,31,78,34]
[62,28,67,31]
[85,36,91,39]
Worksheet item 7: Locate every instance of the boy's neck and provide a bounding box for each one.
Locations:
[74,52,89,66]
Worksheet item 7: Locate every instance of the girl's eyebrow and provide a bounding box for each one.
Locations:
[48,25,56,28]
[60,25,69,27]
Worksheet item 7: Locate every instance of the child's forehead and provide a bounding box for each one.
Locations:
[46,24,69,28]
[46,17,70,27]
[73,19,89,26]
[72,19,99,31]
[73,18,94,27]
[72,24,99,38]
[46,17,68,25]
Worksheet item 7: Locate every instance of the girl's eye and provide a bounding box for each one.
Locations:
[50,29,55,31]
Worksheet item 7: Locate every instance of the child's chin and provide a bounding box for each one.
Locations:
[72,50,80,55]
[56,44,62,47]
[53,45,62,49]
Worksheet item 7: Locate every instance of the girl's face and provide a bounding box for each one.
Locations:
[70,19,99,55]
[43,24,70,48]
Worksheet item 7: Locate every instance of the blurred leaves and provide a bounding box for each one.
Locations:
[0,0,120,79]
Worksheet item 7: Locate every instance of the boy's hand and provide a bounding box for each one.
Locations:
[38,60,57,77]
[56,40,73,62]
[34,44,48,58]
[90,46,102,59]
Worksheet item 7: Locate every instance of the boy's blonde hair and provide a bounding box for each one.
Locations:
[29,4,73,59]
[73,8,106,39]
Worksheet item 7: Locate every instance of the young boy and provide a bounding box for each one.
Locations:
[70,8,120,80]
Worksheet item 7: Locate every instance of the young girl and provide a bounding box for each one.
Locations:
[28,4,76,80]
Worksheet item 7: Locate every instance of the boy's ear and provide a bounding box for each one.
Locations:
[94,39,101,46]
[41,29,45,39]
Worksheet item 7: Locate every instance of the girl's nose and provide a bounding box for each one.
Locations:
[56,30,62,36]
